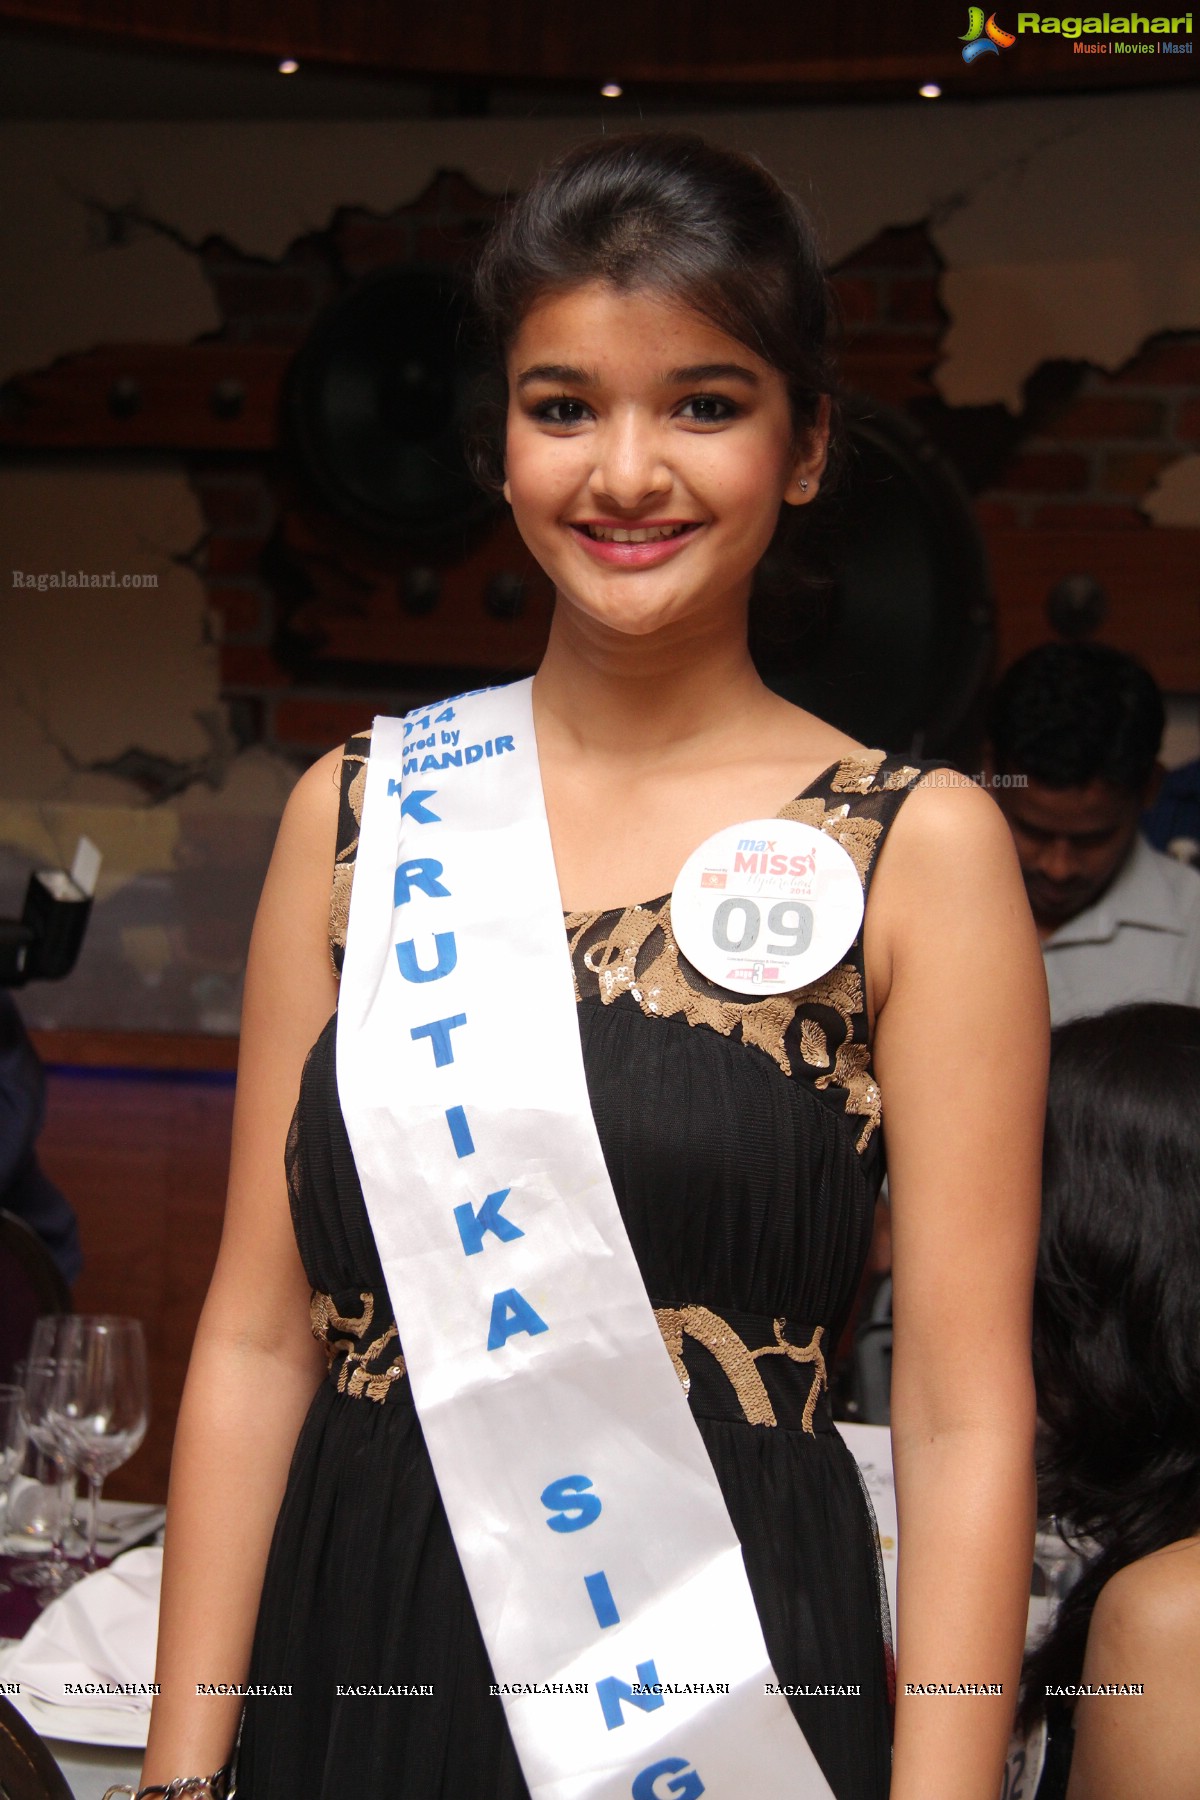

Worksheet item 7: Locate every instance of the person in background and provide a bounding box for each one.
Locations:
[0,991,81,1286]
[986,642,1200,1025]
[1019,1003,1200,1800]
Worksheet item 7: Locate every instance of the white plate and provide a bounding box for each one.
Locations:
[0,1642,150,1747]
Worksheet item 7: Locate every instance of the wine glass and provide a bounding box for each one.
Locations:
[28,1313,71,1362]
[10,1353,85,1594]
[0,1382,28,1595]
[50,1316,149,1571]
[22,1316,81,1541]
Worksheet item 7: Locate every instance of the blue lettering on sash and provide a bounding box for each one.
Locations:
[400,789,440,824]
[394,859,450,906]
[487,1288,548,1350]
[445,1106,475,1158]
[439,750,462,767]
[454,1188,523,1255]
[459,735,515,764]
[395,933,458,984]
[387,777,402,798]
[632,1759,705,1800]
[401,760,417,778]
[596,1662,665,1730]
[410,1014,467,1067]
[540,1474,601,1533]
[419,755,444,773]
[584,1570,620,1628]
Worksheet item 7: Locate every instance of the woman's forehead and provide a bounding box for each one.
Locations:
[508,281,774,382]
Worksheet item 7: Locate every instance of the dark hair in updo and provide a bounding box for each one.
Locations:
[468,131,841,520]
[467,132,834,478]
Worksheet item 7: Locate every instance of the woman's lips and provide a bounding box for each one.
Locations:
[567,520,702,568]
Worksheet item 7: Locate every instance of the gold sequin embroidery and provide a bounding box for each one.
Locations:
[818,1041,881,1152]
[778,797,882,884]
[654,1306,828,1434]
[829,753,921,797]
[883,765,922,790]
[829,752,888,795]
[799,1018,831,1069]
[310,1288,407,1402]
[568,903,817,1078]
[330,745,369,973]
[797,964,881,1150]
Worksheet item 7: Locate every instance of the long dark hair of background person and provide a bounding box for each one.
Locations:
[1019,1001,1200,1729]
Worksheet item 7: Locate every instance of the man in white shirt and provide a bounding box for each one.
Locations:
[986,643,1200,1026]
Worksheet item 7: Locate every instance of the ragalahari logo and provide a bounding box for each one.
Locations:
[961,7,1018,56]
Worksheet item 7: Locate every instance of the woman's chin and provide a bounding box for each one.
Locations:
[553,585,732,644]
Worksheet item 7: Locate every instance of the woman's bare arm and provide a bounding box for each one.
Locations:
[868,775,1047,1800]
[140,747,343,1783]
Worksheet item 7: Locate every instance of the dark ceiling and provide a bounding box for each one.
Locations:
[0,0,1197,116]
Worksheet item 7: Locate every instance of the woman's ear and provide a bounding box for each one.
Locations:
[502,475,512,505]
[783,394,831,507]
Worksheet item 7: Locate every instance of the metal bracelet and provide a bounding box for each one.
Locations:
[102,1769,233,1800]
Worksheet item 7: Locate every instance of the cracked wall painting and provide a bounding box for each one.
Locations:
[0,464,292,1030]
[1,94,1198,1033]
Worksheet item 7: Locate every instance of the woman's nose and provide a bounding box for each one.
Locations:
[588,414,672,510]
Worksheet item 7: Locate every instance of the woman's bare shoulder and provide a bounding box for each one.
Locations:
[278,742,345,847]
[245,741,353,996]
[1089,1537,1200,1658]
[867,760,1022,914]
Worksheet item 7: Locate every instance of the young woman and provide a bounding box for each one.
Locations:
[137,133,1045,1800]
[1022,1004,1200,1800]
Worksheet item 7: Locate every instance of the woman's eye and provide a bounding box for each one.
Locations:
[531,397,591,427]
[678,393,738,424]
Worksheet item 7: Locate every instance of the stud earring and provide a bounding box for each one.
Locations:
[799,478,809,492]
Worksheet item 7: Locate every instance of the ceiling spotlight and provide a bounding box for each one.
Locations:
[919,82,942,98]
[278,58,300,75]
[600,82,623,99]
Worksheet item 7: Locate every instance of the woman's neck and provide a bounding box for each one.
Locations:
[532,593,776,770]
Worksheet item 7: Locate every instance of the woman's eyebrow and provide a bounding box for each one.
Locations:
[516,363,595,388]
[668,362,760,386]
[515,360,761,390]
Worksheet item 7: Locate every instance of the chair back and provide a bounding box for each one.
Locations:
[0,1694,75,1800]
[0,1209,73,1386]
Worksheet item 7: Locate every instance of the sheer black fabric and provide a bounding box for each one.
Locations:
[235,751,935,1800]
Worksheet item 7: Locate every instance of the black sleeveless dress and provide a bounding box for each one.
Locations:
[235,740,931,1800]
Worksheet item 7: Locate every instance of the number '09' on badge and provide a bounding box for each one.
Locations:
[670,818,864,996]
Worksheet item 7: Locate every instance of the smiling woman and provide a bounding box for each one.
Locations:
[500,284,819,641]
[142,133,1046,1800]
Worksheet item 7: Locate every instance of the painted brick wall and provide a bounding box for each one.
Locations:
[834,224,1199,692]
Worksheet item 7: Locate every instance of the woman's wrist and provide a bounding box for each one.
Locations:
[102,1769,233,1800]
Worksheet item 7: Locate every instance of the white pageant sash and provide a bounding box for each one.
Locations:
[336,679,835,1800]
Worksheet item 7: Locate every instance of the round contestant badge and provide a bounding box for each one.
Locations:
[670,817,864,996]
